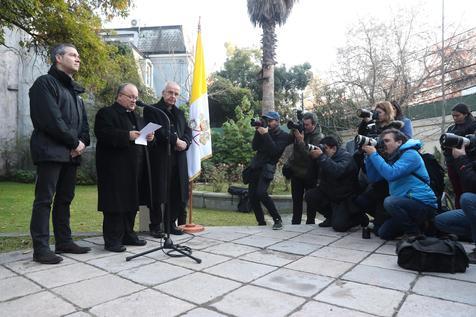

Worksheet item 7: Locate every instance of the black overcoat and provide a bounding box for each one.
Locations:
[94,103,148,213]
[29,65,90,165]
[143,98,192,205]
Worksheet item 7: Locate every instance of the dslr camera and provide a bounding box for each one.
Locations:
[307,144,325,152]
[287,110,304,133]
[440,133,476,154]
[250,117,268,128]
[354,134,378,148]
[357,108,379,121]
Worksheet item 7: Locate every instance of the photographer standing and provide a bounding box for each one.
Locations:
[244,111,291,229]
[284,113,323,224]
[304,136,364,231]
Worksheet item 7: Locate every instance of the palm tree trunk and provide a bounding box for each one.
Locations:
[261,21,276,113]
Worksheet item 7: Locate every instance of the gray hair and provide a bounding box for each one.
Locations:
[302,112,318,125]
[116,83,137,99]
[50,43,77,64]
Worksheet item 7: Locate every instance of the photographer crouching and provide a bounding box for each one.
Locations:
[283,112,323,224]
[304,136,367,231]
[243,111,292,230]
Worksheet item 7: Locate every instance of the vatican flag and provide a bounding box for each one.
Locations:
[187,26,212,180]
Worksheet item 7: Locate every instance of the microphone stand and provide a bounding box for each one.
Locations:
[126,101,201,263]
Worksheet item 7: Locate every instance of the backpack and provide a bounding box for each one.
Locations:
[227,186,251,213]
[396,235,469,273]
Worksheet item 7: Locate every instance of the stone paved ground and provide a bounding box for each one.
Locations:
[1,222,475,317]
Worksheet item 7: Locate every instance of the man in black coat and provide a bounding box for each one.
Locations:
[246,111,292,230]
[95,83,152,252]
[305,136,366,232]
[144,82,192,237]
[29,43,91,264]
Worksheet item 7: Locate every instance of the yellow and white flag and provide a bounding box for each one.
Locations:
[187,26,212,180]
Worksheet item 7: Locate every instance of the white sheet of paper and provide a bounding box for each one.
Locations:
[135,122,162,145]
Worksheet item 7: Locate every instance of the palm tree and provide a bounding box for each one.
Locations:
[247,0,297,113]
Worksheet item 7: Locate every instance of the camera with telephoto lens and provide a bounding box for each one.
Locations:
[307,144,325,152]
[440,133,476,154]
[287,110,304,133]
[357,109,379,121]
[250,117,268,128]
[354,135,378,147]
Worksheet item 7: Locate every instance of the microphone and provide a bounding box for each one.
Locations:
[135,100,149,108]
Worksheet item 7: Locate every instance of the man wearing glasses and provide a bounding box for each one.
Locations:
[29,43,91,264]
[94,83,153,252]
[144,82,192,237]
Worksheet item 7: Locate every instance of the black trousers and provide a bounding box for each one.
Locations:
[248,173,281,224]
[103,211,138,248]
[291,177,317,224]
[149,165,186,231]
[30,162,77,252]
[305,187,363,232]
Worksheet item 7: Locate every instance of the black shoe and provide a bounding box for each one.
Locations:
[258,222,267,226]
[305,220,316,225]
[318,219,332,227]
[33,250,63,264]
[123,239,147,246]
[150,229,165,238]
[170,226,184,235]
[55,242,91,254]
[105,245,126,252]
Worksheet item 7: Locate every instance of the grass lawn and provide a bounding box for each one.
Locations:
[0,181,256,253]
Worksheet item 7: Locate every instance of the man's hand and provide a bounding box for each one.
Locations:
[146,132,154,142]
[129,131,140,141]
[175,138,187,151]
[293,130,304,143]
[362,145,377,155]
[71,140,86,158]
[309,147,323,159]
[257,126,268,135]
[452,146,466,158]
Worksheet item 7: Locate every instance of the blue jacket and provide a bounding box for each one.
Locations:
[365,139,437,208]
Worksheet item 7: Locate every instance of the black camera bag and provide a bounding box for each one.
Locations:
[228,186,251,213]
[396,235,469,273]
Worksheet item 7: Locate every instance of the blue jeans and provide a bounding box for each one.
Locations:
[435,192,476,243]
[378,196,435,240]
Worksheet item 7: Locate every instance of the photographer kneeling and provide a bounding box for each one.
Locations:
[304,136,365,231]
[284,112,323,224]
[434,141,476,264]
[362,129,437,240]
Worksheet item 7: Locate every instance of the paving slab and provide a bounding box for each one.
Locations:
[290,301,375,317]
[87,251,155,273]
[0,265,16,279]
[252,267,334,297]
[412,275,476,305]
[315,280,405,316]
[285,255,355,278]
[329,236,384,252]
[181,307,227,317]
[240,249,301,267]
[0,291,77,317]
[53,274,144,308]
[255,229,301,239]
[211,284,305,317]
[66,312,93,317]
[155,271,241,304]
[89,289,195,317]
[118,261,193,286]
[0,275,42,301]
[267,240,321,255]
[199,230,250,242]
[310,246,369,263]
[424,264,476,283]
[398,294,476,317]
[161,250,231,271]
[204,258,276,283]
[5,256,78,274]
[202,242,259,257]
[233,235,282,248]
[288,233,340,245]
[360,253,407,272]
[0,250,32,265]
[342,264,417,291]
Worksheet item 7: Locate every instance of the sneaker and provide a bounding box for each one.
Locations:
[55,242,91,254]
[272,220,283,230]
[318,218,332,227]
[33,250,63,264]
[468,250,476,265]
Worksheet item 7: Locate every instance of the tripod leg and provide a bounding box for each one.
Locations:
[125,246,164,261]
[169,245,202,263]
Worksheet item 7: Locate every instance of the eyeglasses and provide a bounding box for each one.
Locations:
[120,93,138,101]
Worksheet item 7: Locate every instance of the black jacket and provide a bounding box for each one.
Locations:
[95,103,148,213]
[250,127,292,169]
[316,147,359,201]
[29,65,90,164]
[287,127,322,180]
[443,116,476,165]
[144,98,192,204]
[454,155,476,193]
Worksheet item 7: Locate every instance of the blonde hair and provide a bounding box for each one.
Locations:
[374,101,395,125]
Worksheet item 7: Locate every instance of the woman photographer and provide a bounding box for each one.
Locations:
[358,101,405,138]
[391,100,414,138]
[442,103,476,208]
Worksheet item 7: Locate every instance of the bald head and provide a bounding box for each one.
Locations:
[116,83,138,111]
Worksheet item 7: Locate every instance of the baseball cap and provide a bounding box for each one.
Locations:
[262,111,280,120]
